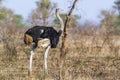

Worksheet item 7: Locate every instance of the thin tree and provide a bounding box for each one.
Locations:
[59,0,79,80]
[28,0,57,26]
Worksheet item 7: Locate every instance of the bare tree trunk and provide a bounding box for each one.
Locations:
[59,0,78,80]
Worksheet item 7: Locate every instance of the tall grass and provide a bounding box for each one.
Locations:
[0,26,119,80]
[0,26,23,61]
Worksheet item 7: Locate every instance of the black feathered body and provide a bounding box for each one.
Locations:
[24,26,62,48]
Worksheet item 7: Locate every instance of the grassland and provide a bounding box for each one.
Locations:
[0,31,120,80]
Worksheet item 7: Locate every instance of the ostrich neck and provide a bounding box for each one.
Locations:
[56,12,64,32]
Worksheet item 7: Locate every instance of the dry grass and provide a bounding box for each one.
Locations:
[0,28,120,80]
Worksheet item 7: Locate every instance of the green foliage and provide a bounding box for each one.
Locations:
[40,0,51,9]
[100,10,116,34]
[0,13,6,19]
[100,9,120,35]
[0,7,8,19]
[113,0,120,35]
[54,14,80,28]
[14,14,25,27]
[114,15,120,35]
[114,0,120,14]
[101,10,115,26]
[0,1,7,19]
[0,0,25,28]
[0,7,25,27]
[54,14,66,24]
[29,0,57,26]
[0,0,2,6]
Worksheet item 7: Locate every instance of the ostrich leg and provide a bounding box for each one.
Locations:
[29,44,36,75]
[44,45,51,74]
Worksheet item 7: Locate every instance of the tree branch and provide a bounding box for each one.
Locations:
[59,0,79,80]
[60,0,78,58]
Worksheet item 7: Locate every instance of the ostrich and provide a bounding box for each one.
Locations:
[24,8,64,74]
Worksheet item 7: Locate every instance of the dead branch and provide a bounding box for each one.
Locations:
[59,0,79,80]
[60,0,78,58]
